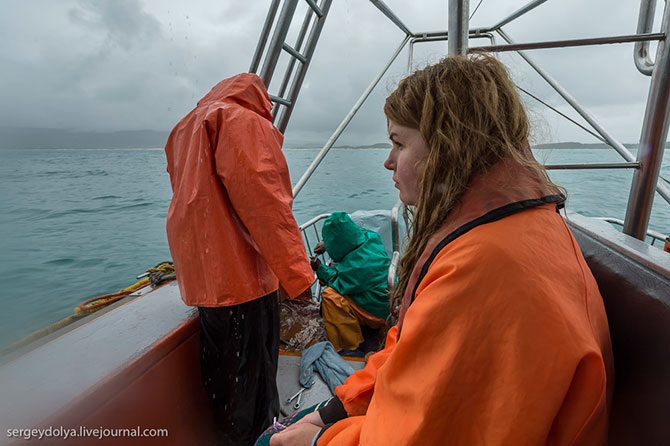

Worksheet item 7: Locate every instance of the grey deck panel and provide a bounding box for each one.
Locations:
[0,281,193,433]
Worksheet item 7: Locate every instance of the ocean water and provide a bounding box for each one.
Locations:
[1,147,669,350]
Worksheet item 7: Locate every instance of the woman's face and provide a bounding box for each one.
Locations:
[384,120,430,206]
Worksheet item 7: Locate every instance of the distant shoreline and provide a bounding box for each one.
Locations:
[281,142,670,150]
[1,127,669,150]
[531,142,670,150]
[2,142,669,151]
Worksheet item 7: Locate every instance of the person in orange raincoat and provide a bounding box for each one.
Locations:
[164,72,314,445]
[268,55,613,446]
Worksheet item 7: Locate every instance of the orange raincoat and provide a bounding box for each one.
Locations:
[318,158,614,445]
[165,73,313,307]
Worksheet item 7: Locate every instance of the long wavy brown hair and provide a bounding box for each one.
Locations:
[385,53,561,319]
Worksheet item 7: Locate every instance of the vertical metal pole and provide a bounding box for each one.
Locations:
[276,0,333,133]
[250,0,282,74]
[259,0,299,88]
[624,1,670,239]
[448,0,469,56]
[292,36,411,197]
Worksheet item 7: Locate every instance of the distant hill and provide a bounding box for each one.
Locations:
[286,143,392,149]
[333,142,392,149]
[532,141,670,150]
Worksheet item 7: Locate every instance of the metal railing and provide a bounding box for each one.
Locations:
[598,217,669,246]
[298,205,405,297]
[388,201,404,292]
[298,213,330,301]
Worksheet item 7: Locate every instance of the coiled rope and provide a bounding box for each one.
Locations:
[75,262,175,315]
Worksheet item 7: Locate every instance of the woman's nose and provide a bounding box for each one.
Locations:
[383,151,395,171]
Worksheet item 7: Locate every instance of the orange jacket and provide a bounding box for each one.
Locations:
[165,73,313,307]
[320,159,614,445]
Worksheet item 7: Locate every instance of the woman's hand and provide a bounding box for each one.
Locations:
[270,411,325,446]
[269,422,322,446]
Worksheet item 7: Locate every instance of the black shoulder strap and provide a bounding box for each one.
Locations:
[409,195,565,306]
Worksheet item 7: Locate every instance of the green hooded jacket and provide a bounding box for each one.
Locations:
[316,212,391,320]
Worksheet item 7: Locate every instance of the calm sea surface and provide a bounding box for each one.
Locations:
[1,147,669,350]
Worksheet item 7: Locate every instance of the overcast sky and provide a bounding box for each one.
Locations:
[0,0,666,147]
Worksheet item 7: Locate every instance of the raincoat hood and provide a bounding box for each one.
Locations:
[197,73,274,121]
[322,212,366,263]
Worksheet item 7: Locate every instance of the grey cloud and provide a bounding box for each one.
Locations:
[67,0,161,51]
[0,0,666,148]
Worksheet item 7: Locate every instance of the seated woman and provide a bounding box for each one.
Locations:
[268,54,614,446]
[310,212,390,353]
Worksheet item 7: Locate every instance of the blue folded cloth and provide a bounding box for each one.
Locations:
[299,341,356,394]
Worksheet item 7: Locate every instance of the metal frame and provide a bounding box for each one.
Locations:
[408,33,495,72]
[251,0,333,133]
[292,35,411,197]
[259,0,299,87]
[273,6,315,119]
[276,0,333,132]
[495,28,670,206]
[271,0,670,241]
[250,0,282,74]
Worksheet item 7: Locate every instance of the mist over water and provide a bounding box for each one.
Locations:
[0,147,668,350]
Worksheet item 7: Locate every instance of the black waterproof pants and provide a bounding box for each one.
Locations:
[199,291,280,446]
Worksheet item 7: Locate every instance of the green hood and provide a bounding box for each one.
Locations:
[322,212,366,263]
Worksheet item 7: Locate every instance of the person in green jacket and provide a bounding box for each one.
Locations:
[310,212,391,352]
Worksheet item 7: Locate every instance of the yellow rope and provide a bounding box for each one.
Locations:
[1,263,174,357]
[74,278,151,316]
